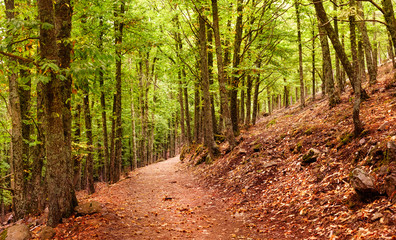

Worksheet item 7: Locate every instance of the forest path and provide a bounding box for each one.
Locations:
[64,156,261,239]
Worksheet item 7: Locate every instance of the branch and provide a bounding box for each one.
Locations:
[0,51,36,65]
[0,121,11,137]
[0,186,14,193]
[357,0,384,14]
[339,19,387,26]
[0,93,10,117]
[0,173,13,182]
[189,0,213,29]
[10,37,39,46]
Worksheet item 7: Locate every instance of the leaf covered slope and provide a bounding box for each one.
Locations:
[184,61,396,239]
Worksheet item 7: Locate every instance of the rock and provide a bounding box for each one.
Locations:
[350,168,378,198]
[238,148,247,155]
[262,161,278,168]
[359,138,366,145]
[385,173,396,202]
[301,148,320,166]
[4,224,31,240]
[74,201,102,215]
[371,212,383,221]
[39,226,56,240]
[385,141,396,161]
[252,143,262,152]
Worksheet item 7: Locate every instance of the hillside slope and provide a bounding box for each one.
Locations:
[183,62,396,239]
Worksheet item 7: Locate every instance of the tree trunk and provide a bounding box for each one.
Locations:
[240,77,245,124]
[31,82,45,212]
[98,17,110,182]
[178,76,185,143]
[83,89,95,194]
[207,25,217,135]
[382,0,396,64]
[252,60,261,125]
[246,75,253,124]
[130,85,137,170]
[312,24,316,101]
[198,8,218,158]
[356,1,377,84]
[333,0,343,93]
[193,81,201,143]
[358,40,366,81]
[350,0,364,135]
[230,0,244,135]
[317,14,339,107]
[211,0,236,147]
[111,0,125,183]
[38,0,74,226]
[183,70,192,144]
[296,0,305,108]
[313,0,356,89]
[5,0,28,220]
[72,104,81,190]
[283,78,290,108]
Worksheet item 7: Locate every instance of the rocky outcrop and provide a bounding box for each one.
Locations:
[39,226,56,240]
[1,224,31,240]
[75,201,102,215]
[350,168,378,199]
[301,148,320,166]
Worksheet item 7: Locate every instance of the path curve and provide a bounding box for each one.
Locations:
[67,156,260,240]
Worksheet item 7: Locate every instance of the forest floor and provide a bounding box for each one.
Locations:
[26,61,396,240]
[36,156,264,239]
[182,61,396,239]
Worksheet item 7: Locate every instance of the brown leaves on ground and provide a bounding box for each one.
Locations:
[183,61,396,239]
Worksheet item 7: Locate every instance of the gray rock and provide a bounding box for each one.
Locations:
[39,226,56,240]
[5,224,31,240]
[301,148,321,166]
[350,168,378,197]
[74,201,102,215]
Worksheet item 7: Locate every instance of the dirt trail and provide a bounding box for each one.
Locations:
[63,156,261,240]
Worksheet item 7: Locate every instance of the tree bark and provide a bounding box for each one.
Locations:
[183,70,192,144]
[314,0,362,135]
[72,104,82,190]
[198,8,218,158]
[111,0,125,183]
[382,0,396,64]
[207,25,217,135]
[130,87,137,170]
[5,0,28,220]
[333,0,343,93]
[252,60,261,125]
[296,0,305,108]
[193,81,201,143]
[240,77,245,124]
[356,1,377,84]
[83,89,95,194]
[317,14,339,107]
[31,82,45,212]
[246,75,253,124]
[38,0,74,226]
[350,0,364,135]
[98,17,110,182]
[211,0,236,147]
[312,24,316,101]
[230,0,244,135]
